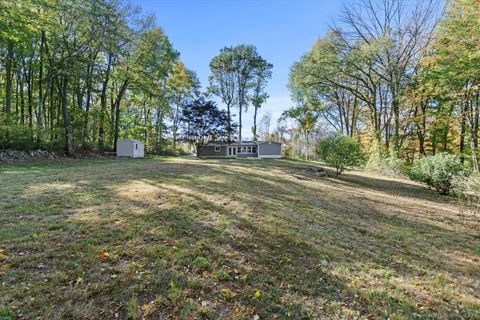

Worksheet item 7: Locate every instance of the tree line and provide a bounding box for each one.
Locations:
[285,0,480,173]
[0,0,199,155]
[0,0,275,155]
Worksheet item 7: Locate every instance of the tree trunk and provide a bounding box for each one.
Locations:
[37,30,46,130]
[238,101,243,142]
[253,104,258,141]
[460,102,467,164]
[113,79,129,152]
[83,60,95,142]
[98,54,112,153]
[59,77,74,156]
[5,41,14,114]
[227,103,232,142]
[173,103,179,149]
[20,72,25,125]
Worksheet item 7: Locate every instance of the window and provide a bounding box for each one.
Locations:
[237,147,241,153]
[242,147,246,153]
[135,144,138,150]
[215,146,220,152]
[252,147,257,153]
[247,147,251,153]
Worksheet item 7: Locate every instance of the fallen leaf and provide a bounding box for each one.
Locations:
[99,251,110,261]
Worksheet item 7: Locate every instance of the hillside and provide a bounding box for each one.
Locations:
[0,157,479,319]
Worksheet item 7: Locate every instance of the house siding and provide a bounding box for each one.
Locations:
[258,142,282,158]
[196,141,281,158]
[197,145,227,157]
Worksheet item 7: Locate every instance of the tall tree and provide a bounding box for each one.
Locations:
[251,59,273,140]
[208,44,272,142]
[207,48,237,141]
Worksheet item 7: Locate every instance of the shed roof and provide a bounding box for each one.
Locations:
[119,138,143,144]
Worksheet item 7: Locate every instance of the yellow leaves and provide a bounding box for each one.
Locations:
[254,289,261,299]
[1,264,11,271]
[220,288,229,295]
[0,249,7,261]
[0,263,10,276]
[75,277,83,285]
[99,251,110,261]
[220,287,237,300]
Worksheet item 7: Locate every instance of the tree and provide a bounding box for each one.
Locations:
[208,44,272,142]
[0,0,190,156]
[207,49,237,141]
[251,59,273,140]
[317,132,364,176]
[419,0,480,172]
[258,112,272,140]
[180,98,233,152]
[230,44,271,141]
[281,103,322,159]
[167,62,200,149]
[289,0,440,164]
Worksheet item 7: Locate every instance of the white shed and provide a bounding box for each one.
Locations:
[116,138,144,158]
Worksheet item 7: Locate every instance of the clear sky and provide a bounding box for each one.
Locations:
[130,0,347,139]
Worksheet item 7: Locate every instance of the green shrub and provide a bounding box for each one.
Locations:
[0,125,35,150]
[407,153,467,195]
[317,133,364,176]
[453,174,480,214]
[366,145,406,176]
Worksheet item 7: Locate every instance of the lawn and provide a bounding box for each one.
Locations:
[0,157,479,319]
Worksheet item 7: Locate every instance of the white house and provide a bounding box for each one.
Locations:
[116,138,144,158]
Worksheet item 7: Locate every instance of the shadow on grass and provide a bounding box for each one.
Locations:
[1,158,478,319]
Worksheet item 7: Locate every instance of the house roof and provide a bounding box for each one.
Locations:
[202,140,280,146]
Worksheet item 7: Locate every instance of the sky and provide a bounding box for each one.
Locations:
[130,0,347,139]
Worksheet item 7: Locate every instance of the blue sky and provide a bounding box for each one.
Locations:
[131,0,347,139]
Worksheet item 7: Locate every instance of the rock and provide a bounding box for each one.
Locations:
[0,149,60,162]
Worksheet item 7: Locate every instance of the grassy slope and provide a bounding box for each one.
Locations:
[0,157,478,319]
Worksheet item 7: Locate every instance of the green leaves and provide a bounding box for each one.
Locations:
[317,133,364,176]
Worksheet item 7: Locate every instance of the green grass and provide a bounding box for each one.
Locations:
[0,157,479,319]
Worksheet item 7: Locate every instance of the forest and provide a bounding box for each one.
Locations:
[286,0,479,172]
[0,0,200,155]
[0,0,275,156]
[0,0,479,173]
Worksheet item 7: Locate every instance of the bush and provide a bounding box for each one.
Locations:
[317,133,364,176]
[0,125,36,150]
[407,153,467,195]
[366,145,406,176]
[453,174,480,215]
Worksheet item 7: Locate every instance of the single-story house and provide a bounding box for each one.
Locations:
[116,138,144,158]
[196,141,282,158]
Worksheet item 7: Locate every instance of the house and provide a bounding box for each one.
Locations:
[196,141,282,158]
[116,138,144,158]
